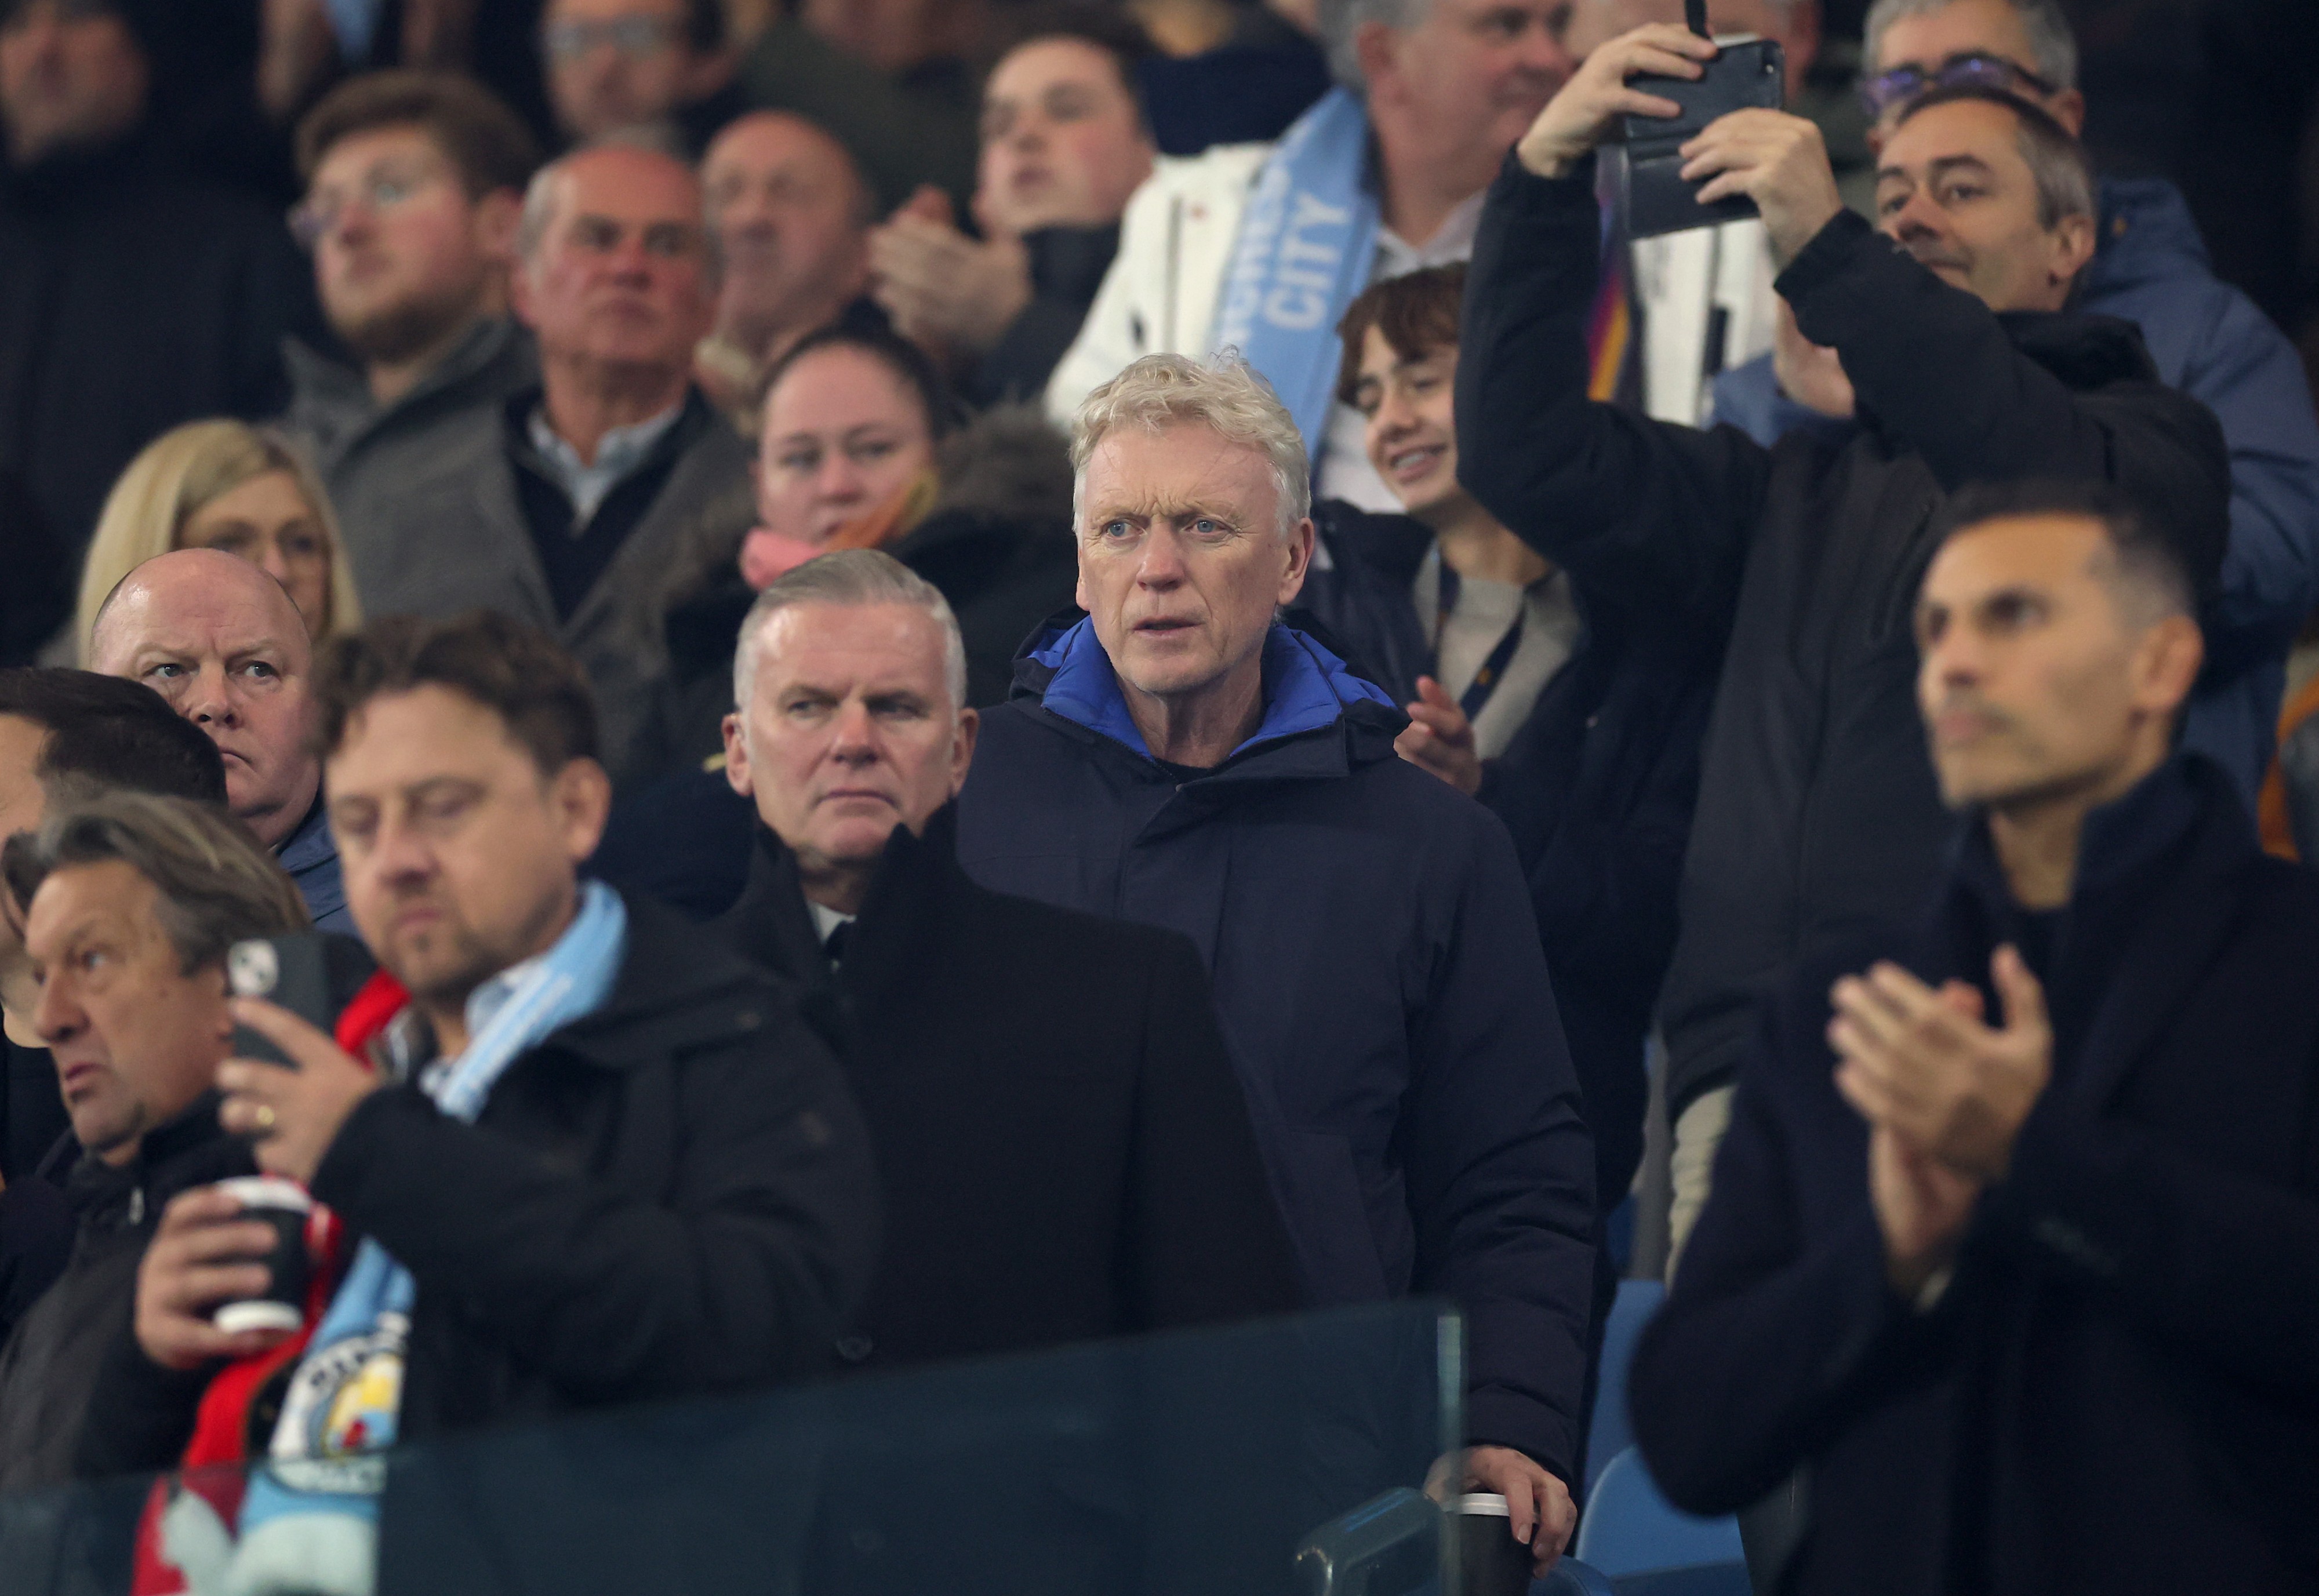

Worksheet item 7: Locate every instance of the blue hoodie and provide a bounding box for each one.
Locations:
[956,615,1600,1483]
[1710,177,2319,797]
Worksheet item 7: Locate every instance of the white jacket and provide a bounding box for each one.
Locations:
[1046,138,1480,512]
[1044,141,1275,423]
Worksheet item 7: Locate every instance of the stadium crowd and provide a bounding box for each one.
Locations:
[1,0,2317,1591]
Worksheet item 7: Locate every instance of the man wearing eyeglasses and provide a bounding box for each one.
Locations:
[282,71,543,608]
[540,0,743,155]
[1711,0,2319,806]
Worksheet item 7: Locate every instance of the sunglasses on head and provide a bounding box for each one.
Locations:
[1860,51,2059,119]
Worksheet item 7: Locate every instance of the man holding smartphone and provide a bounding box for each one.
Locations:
[85,612,877,1579]
[1457,28,2231,1285]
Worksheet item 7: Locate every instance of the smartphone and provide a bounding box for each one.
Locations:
[226,933,377,1068]
[1620,37,1787,238]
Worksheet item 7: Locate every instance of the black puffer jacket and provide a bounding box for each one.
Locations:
[0,1095,250,1492]
[1459,154,2232,1122]
[78,894,878,1476]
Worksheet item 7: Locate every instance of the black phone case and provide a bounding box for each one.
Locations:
[226,932,377,1069]
[1620,39,1786,238]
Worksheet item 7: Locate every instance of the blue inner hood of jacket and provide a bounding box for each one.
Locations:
[1029,615,1398,762]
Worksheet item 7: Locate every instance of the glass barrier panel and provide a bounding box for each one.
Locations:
[0,1301,1463,1596]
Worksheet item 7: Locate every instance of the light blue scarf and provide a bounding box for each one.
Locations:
[226,882,630,1595]
[1210,86,1382,456]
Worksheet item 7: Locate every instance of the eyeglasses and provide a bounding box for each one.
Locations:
[1859,51,2059,120]
[288,165,450,250]
[541,16,682,64]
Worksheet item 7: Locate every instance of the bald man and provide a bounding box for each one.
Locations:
[335,143,754,787]
[695,111,879,423]
[86,550,351,932]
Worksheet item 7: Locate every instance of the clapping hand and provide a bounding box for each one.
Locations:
[1829,949,2054,1293]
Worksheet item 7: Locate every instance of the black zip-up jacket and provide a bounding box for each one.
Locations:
[78,893,878,1477]
[1457,153,2232,1121]
[0,1095,250,1492]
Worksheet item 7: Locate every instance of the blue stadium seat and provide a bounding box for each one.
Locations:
[1585,1278,1665,1495]
[1571,1446,1747,1588]
[1537,1557,1618,1595]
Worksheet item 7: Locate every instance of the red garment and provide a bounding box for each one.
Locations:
[127,968,409,1596]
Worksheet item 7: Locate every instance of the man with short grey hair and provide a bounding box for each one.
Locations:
[1046,0,1578,512]
[336,140,753,786]
[714,547,1295,1393]
[958,355,1599,1576]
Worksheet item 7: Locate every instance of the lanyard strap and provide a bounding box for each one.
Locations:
[1434,564,1533,722]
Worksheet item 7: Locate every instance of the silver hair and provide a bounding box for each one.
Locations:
[516,148,722,282]
[1317,0,1433,89]
[1070,352,1311,542]
[730,549,969,714]
[1895,86,2093,231]
[1863,0,2078,89]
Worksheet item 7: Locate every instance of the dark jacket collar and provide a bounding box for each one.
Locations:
[501,383,720,482]
[1007,610,1405,785]
[1933,753,2257,1104]
[61,1089,237,1229]
[725,806,968,994]
[545,889,786,1068]
[275,791,336,874]
[286,317,536,439]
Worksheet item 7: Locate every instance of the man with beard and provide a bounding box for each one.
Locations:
[281,71,542,569]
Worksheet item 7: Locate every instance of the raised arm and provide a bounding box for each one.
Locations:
[1458,29,1776,631]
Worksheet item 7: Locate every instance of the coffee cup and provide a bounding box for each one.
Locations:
[1451,1493,1534,1596]
[210,1176,312,1335]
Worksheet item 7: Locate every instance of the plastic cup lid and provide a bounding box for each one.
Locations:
[213,1175,312,1213]
[1454,1493,1511,1516]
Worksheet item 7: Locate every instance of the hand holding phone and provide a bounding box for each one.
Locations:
[1514,23,1720,180]
[225,932,377,1068]
[1620,0,1787,238]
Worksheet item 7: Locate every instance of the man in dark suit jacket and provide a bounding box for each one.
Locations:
[1630,479,2319,1596]
[714,547,1299,1371]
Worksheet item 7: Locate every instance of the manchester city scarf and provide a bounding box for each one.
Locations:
[225,882,630,1595]
[1210,86,1382,456]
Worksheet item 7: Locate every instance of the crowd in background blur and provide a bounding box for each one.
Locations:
[1,0,2318,1592]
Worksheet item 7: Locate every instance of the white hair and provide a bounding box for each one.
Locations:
[730,548,969,714]
[1317,0,1434,88]
[1070,352,1311,542]
[1863,0,2078,88]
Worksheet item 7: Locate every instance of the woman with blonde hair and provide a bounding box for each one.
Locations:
[75,422,361,659]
